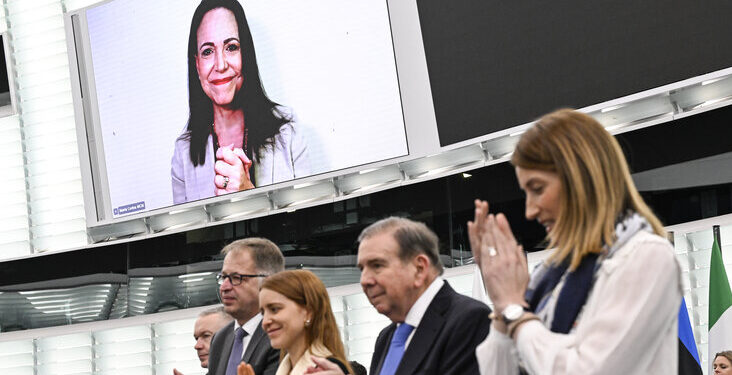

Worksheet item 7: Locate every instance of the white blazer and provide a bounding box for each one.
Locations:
[171,123,310,204]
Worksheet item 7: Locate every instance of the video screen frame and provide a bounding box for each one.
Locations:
[65,0,442,227]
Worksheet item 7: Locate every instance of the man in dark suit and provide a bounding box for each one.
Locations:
[359,217,491,375]
[207,238,284,375]
[311,217,491,375]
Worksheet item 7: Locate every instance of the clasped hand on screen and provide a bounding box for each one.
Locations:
[214,144,255,195]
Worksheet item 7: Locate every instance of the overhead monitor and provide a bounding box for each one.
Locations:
[67,0,435,224]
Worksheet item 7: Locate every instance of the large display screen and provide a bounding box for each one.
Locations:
[418,0,732,146]
[83,0,407,218]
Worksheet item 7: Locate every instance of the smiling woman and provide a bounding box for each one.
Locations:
[171,0,310,204]
[260,270,353,375]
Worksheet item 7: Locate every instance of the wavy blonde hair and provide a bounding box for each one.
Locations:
[511,109,665,270]
[261,270,353,374]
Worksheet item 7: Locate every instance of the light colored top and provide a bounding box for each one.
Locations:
[233,313,262,359]
[476,230,682,375]
[275,342,332,375]
[171,122,310,204]
[403,276,444,348]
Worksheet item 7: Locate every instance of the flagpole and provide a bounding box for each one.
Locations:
[713,225,721,261]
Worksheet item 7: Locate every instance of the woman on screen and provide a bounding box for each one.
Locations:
[172,0,309,204]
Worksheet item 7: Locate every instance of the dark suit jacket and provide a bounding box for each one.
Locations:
[207,320,279,375]
[370,282,491,375]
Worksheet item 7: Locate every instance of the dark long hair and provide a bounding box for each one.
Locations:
[186,0,291,166]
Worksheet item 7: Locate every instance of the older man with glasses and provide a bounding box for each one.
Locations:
[207,238,285,375]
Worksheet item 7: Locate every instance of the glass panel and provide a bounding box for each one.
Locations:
[36,359,92,375]
[36,346,92,364]
[94,326,150,344]
[0,339,33,355]
[37,333,91,351]
[95,366,152,375]
[95,339,150,357]
[153,334,192,351]
[153,318,195,336]
[0,353,33,370]
[0,368,34,375]
[94,352,151,372]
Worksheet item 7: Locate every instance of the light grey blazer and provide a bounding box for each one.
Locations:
[171,123,310,204]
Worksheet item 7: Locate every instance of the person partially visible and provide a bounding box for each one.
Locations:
[172,0,309,204]
[347,361,366,375]
[195,308,234,368]
[470,109,682,374]
[207,238,285,375]
[715,351,732,375]
[174,307,233,375]
[306,217,491,375]
[259,270,353,375]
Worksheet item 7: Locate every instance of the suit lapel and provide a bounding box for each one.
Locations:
[217,323,236,375]
[395,283,453,375]
[243,323,267,363]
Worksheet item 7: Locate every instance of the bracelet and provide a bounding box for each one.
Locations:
[507,313,540,339]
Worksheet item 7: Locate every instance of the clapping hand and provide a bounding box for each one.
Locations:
[303,356,346,375]
[467,199,490,267]
[215,144,255,195]
[237,362,256,375]
[467,200,530,318]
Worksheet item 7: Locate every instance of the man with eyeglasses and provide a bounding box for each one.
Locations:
[207,238,284,375]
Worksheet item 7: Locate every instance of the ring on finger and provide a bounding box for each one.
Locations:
[487,246,497,257]
[223,176,229,189]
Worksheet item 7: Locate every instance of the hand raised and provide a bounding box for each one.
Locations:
[467,199,491,266]
[479,213,529,313]
[303,356,346,375]
[237,362,256,375]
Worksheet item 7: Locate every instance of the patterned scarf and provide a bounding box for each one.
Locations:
[524,211,652,334]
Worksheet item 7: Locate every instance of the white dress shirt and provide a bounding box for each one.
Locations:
[402,276,445,348]
[475,231,682,375]
[234,313,262,359]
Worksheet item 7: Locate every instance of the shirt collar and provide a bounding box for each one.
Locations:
[234,313,262,335]
[404,277,444,328]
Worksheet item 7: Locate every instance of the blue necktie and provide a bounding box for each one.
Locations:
[379,323,414,375]
[226,327,247,375]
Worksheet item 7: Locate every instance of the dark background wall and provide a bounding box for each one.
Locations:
[417,0,732,145]
[2,104,732,286]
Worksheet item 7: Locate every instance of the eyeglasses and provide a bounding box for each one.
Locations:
[216,272,268,286]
